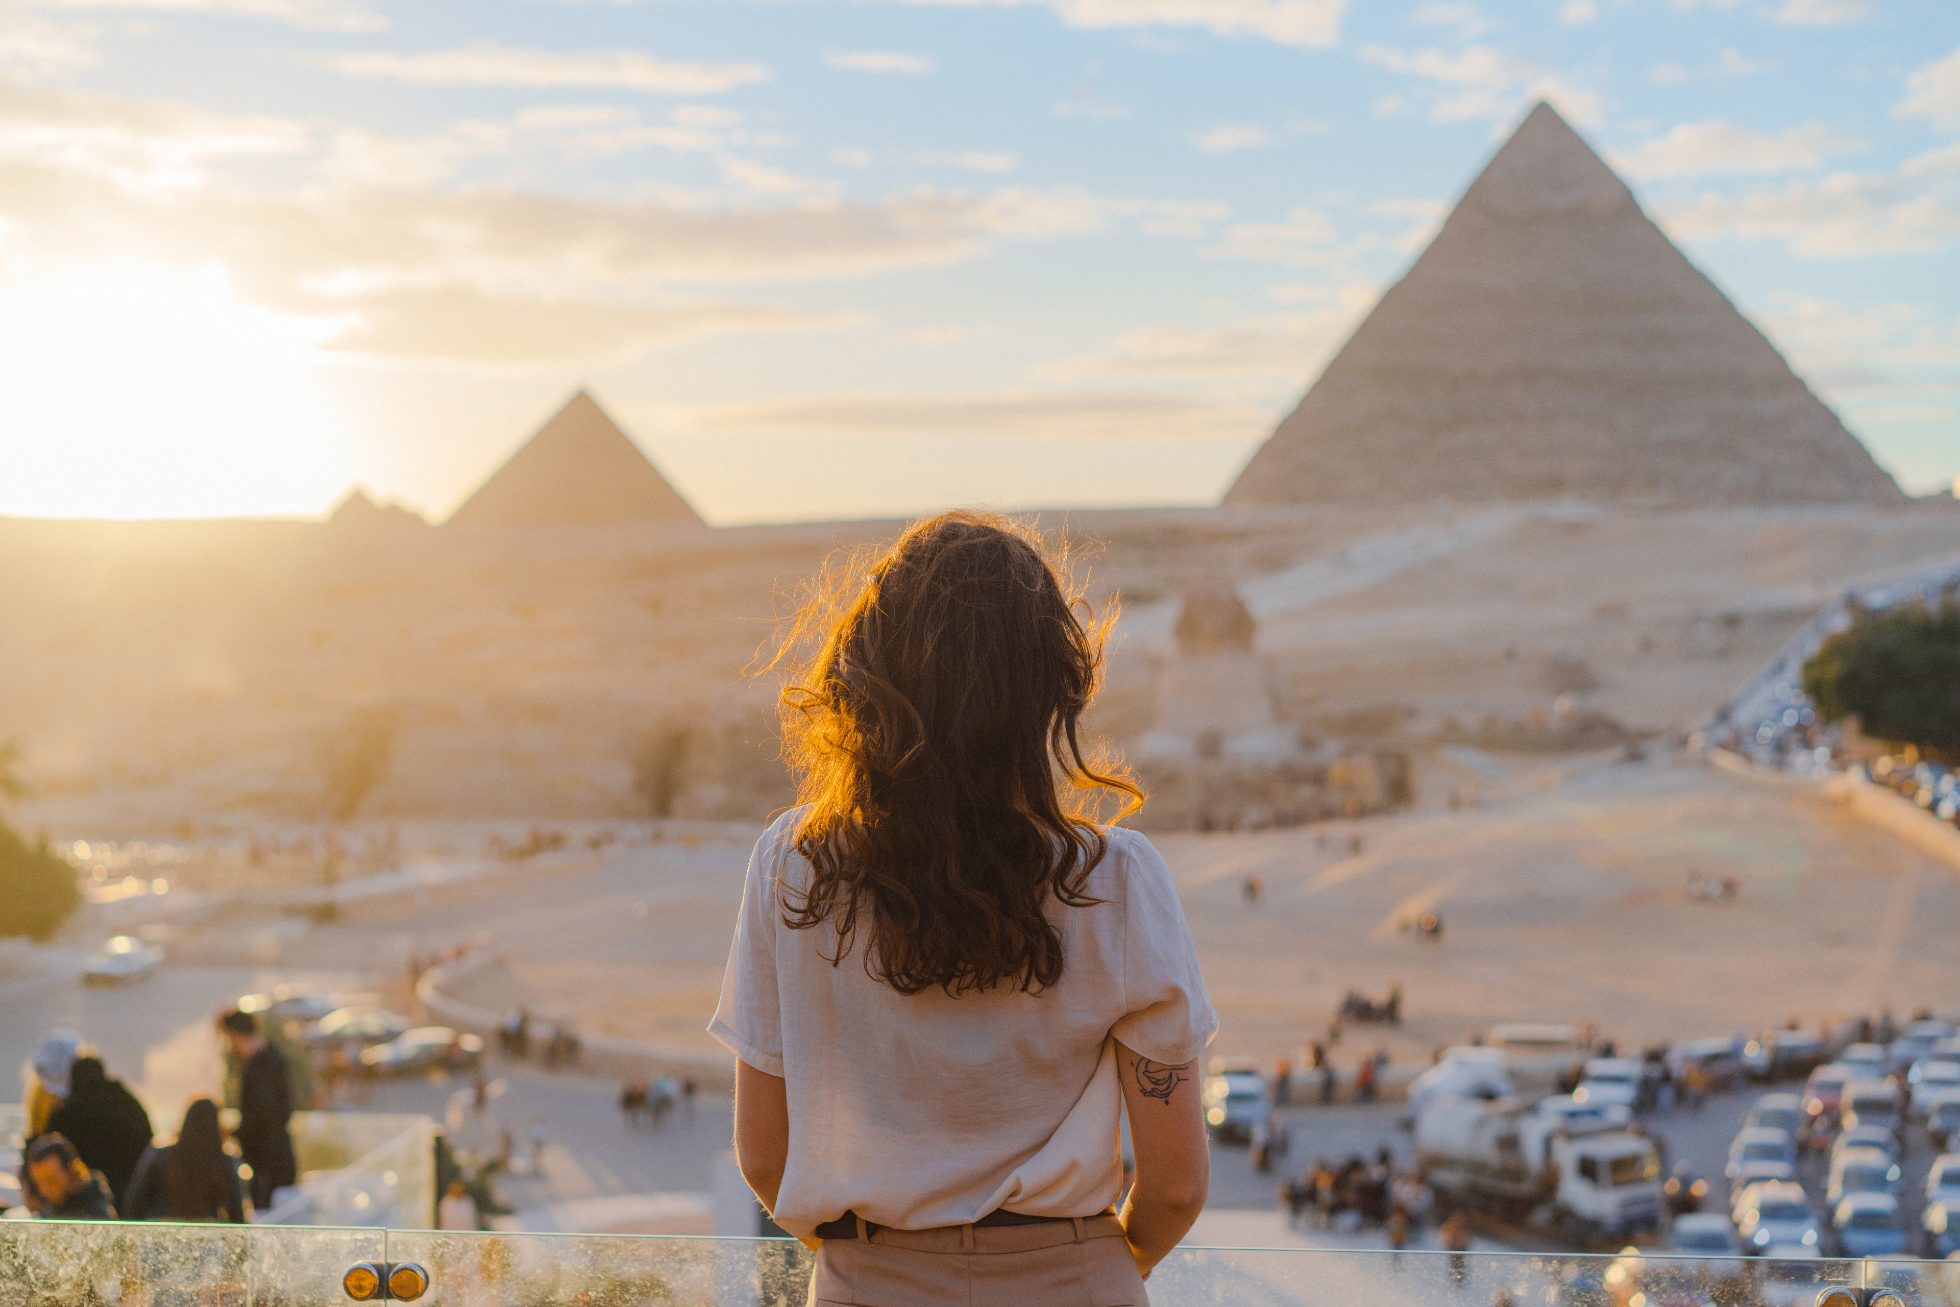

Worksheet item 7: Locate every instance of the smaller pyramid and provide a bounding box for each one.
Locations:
[447,390,702,528]
[328,486,428,530]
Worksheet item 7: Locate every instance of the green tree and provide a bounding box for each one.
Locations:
[1802,599,1960,755]
[0,820,81,941]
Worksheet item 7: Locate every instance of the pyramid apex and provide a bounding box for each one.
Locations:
[447,388,702,528]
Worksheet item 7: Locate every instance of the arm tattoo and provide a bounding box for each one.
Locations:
[1131,1057,1192,1105]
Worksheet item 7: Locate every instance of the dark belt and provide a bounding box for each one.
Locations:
[814,1208,1108,1240]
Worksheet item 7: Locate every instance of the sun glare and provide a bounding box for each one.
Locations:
[0,261,355,519]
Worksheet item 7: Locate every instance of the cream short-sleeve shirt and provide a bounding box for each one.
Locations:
[708,809,1218,1242]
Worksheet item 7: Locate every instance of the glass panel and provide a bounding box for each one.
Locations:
[386,1229,815,1307]
[1144,1248,1866,1307]
[0,1218,384,1307]
[259,1111,440,1228]
[379,1233,1870,1307]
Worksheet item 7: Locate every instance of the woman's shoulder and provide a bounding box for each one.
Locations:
[1086,824,1171,893]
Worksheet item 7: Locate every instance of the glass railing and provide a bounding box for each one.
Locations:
[263,1111,440,1228]
[4,1221,1951,1307]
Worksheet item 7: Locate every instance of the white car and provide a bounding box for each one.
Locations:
[1202,1064,1272,1144]
[1825,1147,1901,1207]
[83,935,163,986]
[1911,1060,1960,1102]
[1536,1093,1631,1128]
[1735,1181,1821,1253]
[1669,1211,1742,1256]
[1833,1124,1900,1166]
[1927,1154,1960,1205]
[304,1006,410,1051]
[1728,1127,1799,1181]
[1840,1078,1903,1134]
[1838,1044,1894,1082]
[1746,1092,1806,1137]
[1831,1192,1909,1258]
[1731,1161,1800,1216]
[1576,1057,1643,1111]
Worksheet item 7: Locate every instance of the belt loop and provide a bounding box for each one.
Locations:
[855,1213,868,1243]
[1071,1216,1086,1243]
[960,1222,977,1253]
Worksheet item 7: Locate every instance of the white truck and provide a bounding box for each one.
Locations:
[1414,1096,1664,1242]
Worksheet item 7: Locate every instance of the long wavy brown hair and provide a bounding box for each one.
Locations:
[770,510,1142,996]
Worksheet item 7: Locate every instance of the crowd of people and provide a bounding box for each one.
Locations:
[1278,1146,1466,1255]
[10,1008,296,1223]
[496,1007,581,1067]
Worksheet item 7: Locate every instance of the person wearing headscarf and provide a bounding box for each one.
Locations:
[123,1098,244,1223]
[23,1030,81,1137]
[45,1055,153,1210]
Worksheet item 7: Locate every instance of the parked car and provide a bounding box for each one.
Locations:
[1744,1034,1828,1082]
[1202,1063,1272,1144]
[1833,1124,1901,1166]
[1746,1093,1807,1137]
[1804,1065,1852,1124]
[1910,1060,1960,1103]
[304,1006,410,1052]
[1840,1078,1903,1135]
[1926,1154,1960,1205]
[1734,1181,1820,1253]
[1831,1193,1908,1258]
[1727,1128,1799,1182]
[1669,1212,1742,1257]
[1577,1058,1643,1112]
[1537,1094,1632,1129]
[1668,1038,1745,1092]
[83,935,163,986]
[360,1027,484,1077]
[1731,1161,1800,1216]
[1925,1201,1960,1259]
[1825,1147,1901,1208]
[1837,1044,1894,1082]
[1663,1163,1709,1217]
[238,986,343,1030]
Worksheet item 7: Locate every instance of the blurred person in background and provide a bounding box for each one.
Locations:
[124,1098,244,1223]
[24,1135,116,1220]
[218,1008,296,1210]
[45,1054,153,1211]
[23,1030,81,1138]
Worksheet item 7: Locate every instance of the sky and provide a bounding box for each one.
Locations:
[0,0,1956,525]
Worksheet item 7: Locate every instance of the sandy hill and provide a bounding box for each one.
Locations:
[447,390,702,529]
[1226,102,1903,509]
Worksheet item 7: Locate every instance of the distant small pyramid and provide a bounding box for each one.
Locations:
[1225,102,1903,508]
[447,390,702,528]
[328,486,427,529]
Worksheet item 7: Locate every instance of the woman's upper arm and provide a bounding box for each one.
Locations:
[1116,1039,1209,1203]
[733,1058,790,1175]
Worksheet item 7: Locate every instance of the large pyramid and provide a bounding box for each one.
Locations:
[447,390,702,528]
[1225,102,1903,508]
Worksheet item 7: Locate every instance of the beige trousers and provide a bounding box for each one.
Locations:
[805,1213,1148,1307]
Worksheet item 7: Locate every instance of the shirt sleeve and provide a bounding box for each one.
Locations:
[1109,831,1219,1066]
[706,819,790,1077]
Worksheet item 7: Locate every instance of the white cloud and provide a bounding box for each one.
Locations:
[1360,43,1599,125]
[1047,289,1374,386]
[1649,49,1765,85]
[1411,3,1488,38]
[28,0,385,31]
[886,0,1343,50]
[327,283,846,364]
[715,156,841,198]
[1191,123,1270,154]
[1761,295,1960,396]
[0,83,310,192]
[1201,207,1336,263]
[1773,0,1869,25]
[821,49,936,76]
[692,388,1270,444]
[0,10,99,79]
[331,43,770,94]
[1614,121,1864,181]
[1898,45,1960,135]
[948,150,1019,172]
[1662,144,1960,258]
[1558,0,1599,23]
